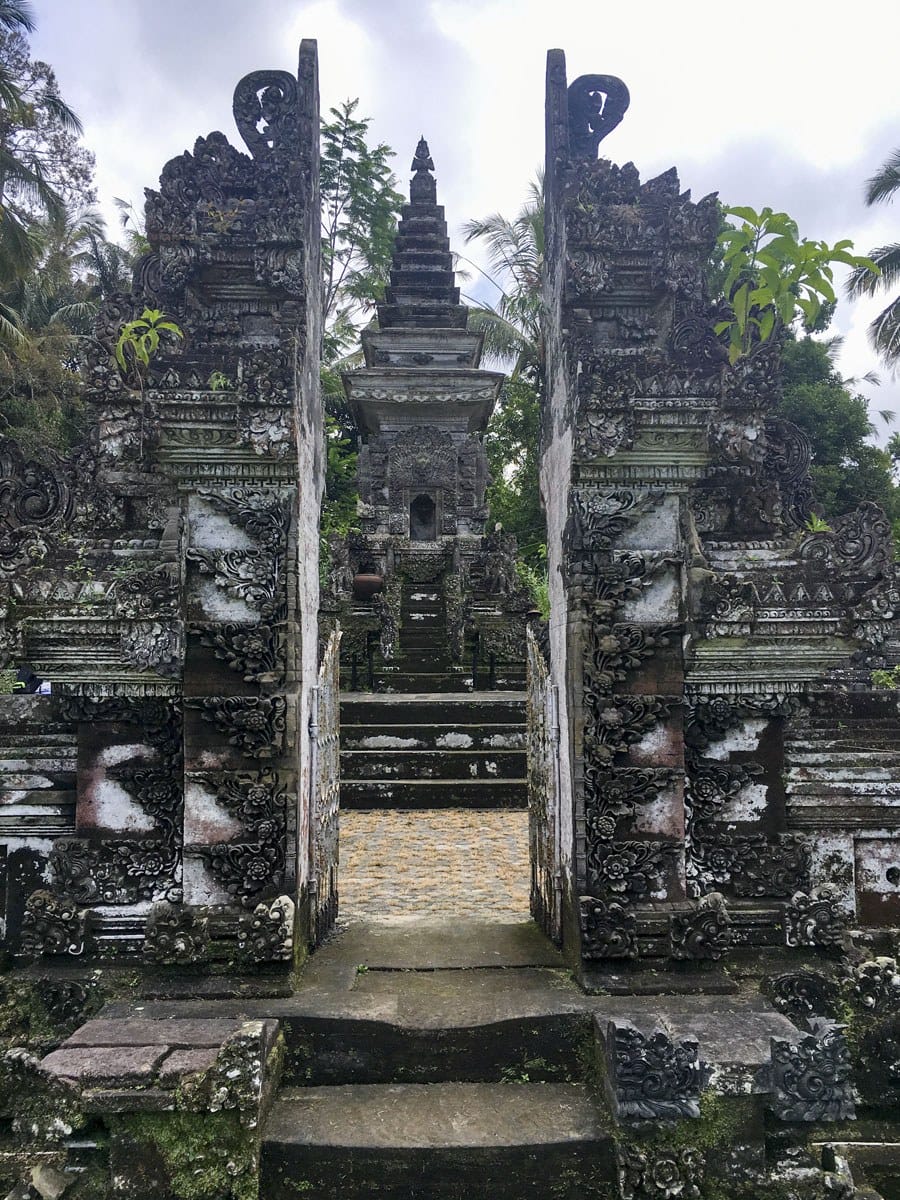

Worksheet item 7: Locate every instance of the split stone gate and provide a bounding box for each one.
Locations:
[0,38,899,1001]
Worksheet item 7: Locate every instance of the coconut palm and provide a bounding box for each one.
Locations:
[460,175,544,384]
[846,148,900,367]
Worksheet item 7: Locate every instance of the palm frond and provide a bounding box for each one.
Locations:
[846,243,900,298]
[866,148,900,206]
[0,300,25,350]
[0,1,34,33]
[869,294,900,365]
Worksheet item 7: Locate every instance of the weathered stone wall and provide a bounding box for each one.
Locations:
[0,42,324,967]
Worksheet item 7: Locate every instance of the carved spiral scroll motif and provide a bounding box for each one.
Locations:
[233,70,298,160]
[0,438,71,530]
[567,74,630,159]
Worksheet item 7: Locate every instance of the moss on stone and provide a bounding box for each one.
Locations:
[113,1111,258,1200]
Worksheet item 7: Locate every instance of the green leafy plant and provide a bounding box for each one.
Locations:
[715,206,878,363]
[207,370,234,392]
[115,307,182,374]
[515,557,550,619]
[803,512,833,533]
[871,666,900,689]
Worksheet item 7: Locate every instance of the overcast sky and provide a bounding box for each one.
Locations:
[29,0,900,435]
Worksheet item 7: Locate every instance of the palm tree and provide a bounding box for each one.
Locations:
[846,148,900,367]
[460,175,544,385]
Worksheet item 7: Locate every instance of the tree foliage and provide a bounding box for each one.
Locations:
[778,336,900,537]
[320,99,403,367]
[318,101,403,540]
[461,177,544,383]
[0,16,135,451]
[715,206,876,362]
[463,180,546,562]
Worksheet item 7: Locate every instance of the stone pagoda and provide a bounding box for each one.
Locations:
[325,137,532,692]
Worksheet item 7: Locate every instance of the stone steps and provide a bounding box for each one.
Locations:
[341,748,526,781]
[260,1082,614,1199]
[342,694,525,725]
[788,764,900,781]
[342,724,525,752]
[341,778,527,809]
[256,920,615,1198]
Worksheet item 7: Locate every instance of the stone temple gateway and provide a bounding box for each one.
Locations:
[0,38,899,1200]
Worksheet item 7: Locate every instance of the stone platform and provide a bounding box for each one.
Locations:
[42,919,844,1198]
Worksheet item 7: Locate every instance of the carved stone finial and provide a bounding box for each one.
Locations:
[233,69,298,160]
[567,74,630,159]
[411,137,435,174]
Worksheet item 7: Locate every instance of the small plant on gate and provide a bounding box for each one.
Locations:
[208,370,235,392]
[115,308,183,376]
[871,665,900,690]
[803,512,833,534]
[114,308,183,457]
[714,205,878,363]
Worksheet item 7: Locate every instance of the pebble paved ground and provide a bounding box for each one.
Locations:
[339,809,530,922]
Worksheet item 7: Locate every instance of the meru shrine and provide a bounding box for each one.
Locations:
[1,38,900,1200]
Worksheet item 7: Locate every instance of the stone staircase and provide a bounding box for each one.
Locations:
[340,576,528,809]
[58,918,816,1199]
[784,691,900,832]
[340,693,527,808]
[0,695,77,839]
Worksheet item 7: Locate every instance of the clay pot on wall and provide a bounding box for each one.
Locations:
[352,572,384,600]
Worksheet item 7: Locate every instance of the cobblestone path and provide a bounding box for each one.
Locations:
[339,809,530,922]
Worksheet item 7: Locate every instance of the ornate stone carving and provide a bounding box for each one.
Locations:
[583,766,675,841]
[618,1146,704,1200]
[670,314,726,367]
[586,839,678,902]
[236,894,294,964]
[194,620,285,685]
[799,501,893,578]
[608,1024,703,1120]
[670,893,731,961]
[144,904,210,966]
[388,426,457,489]
[233,70,298,160]
[585,622,672,692]
[50,836,180,906]
[851,957,900,1013]
[197,838,284,907]
[566,489,662,556]
[19,891,85,958]
[761,417,815,529]
[768,1020,855,1122]
[567,74,630,158]
[113,562,179,618]
[58,697,182,756]
[785,886,847,949]
[730,834,810,899]
[120,619,183,676]
[188,547,282,618]
[765,972,839,1021]
[576,410,634,459]
[237,407,292,458]
[579,896,638,959]
[583,695,670,764]
[194,696,287,758]
[0,438,71,531]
